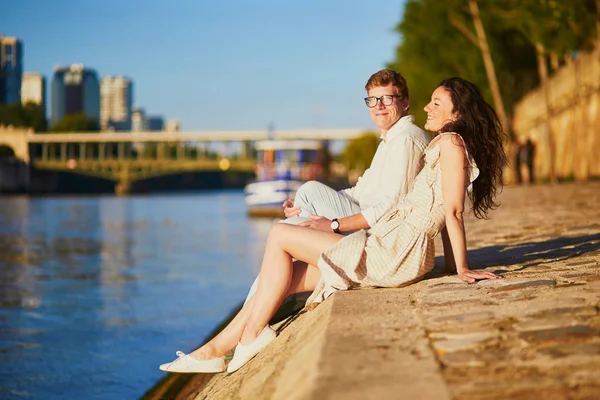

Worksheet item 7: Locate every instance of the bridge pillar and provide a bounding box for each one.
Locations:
[115,166,131,195]
[118,142,124,160]
[157,143,165,160]
[0,125,32,163]
[240,140,253,159]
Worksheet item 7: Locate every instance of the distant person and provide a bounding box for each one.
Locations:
[282,68,430,234]
[524,138,535,183]
[514,138,523,184]
[159,77,506,374]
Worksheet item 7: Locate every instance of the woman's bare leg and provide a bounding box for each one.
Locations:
[240,224,343,344]
[243,276,260,306]
[189,296,256,360]
[190,258,321,360]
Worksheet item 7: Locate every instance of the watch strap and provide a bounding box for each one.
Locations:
[331,218,341,234]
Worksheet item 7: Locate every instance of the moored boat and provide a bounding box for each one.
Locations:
[244,139,325,217]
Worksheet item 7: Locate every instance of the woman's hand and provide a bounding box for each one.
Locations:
[458,268,501,283]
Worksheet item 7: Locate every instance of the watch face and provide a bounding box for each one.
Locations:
[331,220,339,229]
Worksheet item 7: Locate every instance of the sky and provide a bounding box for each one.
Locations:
[2,0,407,131]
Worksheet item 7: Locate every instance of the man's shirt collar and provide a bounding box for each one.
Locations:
[380,115,415,143]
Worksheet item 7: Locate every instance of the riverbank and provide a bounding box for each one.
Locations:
[146,182,600,399]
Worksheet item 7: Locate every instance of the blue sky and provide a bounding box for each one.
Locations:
[2,0,407,131]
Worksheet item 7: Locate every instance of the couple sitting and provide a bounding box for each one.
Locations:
[160,69,507,374]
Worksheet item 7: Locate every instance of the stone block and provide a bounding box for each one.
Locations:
[431,329,500,354]
[518,325,599,344]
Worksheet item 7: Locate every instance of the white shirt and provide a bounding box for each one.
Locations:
[341,115,430,227]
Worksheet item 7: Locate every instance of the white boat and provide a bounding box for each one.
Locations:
[244,139,325,217]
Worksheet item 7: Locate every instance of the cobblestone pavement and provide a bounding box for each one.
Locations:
[422,182,600,399]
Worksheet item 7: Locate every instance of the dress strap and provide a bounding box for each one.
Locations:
[431,132,480,187]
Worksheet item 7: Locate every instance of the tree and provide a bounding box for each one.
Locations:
[446,0,510,132]
[51,113,100,132]
[340,132,379,174]
[489,0,598,182]
[0,102,47,131]
[469,0,509,133]
[388,0,598,136]
[388,0,535,131]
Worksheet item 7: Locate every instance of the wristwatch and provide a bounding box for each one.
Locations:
[330,218,341,234]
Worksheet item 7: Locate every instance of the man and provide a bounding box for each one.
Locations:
[282,68,430,233]
[243,69,429,310]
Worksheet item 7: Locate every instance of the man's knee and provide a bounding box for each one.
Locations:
[295,180,329,205]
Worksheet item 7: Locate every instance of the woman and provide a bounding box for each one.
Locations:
[159,77,507,374]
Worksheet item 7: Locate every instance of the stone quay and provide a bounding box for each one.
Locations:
[147,182,600,400]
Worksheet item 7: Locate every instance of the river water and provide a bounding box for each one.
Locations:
[0,190,274,399]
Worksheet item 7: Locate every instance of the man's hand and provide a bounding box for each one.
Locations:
[299,215,334,232]
[283,199,301,218]
[457,268,501,283]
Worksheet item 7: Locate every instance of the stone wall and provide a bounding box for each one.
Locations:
[512,48,600,181]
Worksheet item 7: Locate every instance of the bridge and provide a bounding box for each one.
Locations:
[0,126,367,194]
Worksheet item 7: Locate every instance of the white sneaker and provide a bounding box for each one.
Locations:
[226,326,277,373]
[159,351,226,373]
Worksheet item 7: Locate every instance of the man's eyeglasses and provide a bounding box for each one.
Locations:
[364,95,401,108]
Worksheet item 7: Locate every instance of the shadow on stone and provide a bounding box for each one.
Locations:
[458,233,600,271]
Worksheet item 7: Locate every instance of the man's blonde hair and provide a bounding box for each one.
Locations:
[365,69,409,101]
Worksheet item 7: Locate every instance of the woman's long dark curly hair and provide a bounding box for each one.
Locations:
[437,77,507,219]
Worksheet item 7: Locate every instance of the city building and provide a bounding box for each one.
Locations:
[131,107,165,131]
[165,119,181,132]
[51,64,100,125]
[131,107,146,132]
[21,72,46,111]
[0,36,23,105]
[100,76,133,131]
[146,116,164,131]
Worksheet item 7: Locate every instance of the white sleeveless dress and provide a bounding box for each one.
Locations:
[307,132,480,306]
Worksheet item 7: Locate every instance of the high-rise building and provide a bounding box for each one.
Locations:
[0,36,23,105]
[131,107,146,132]
[100,76,133,131]
[51,64,100,125]
[165,119,180,132]
[131,108,165,132]
[21,72,46,111]
[146,116,164,131]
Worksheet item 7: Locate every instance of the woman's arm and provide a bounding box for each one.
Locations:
[440,227,456,273]
[439,136,500,283]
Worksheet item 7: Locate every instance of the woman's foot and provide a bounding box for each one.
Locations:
[159,351,225,373]
[226,326,277,374]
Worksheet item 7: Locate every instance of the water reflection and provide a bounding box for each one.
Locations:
[0,191,273,399]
